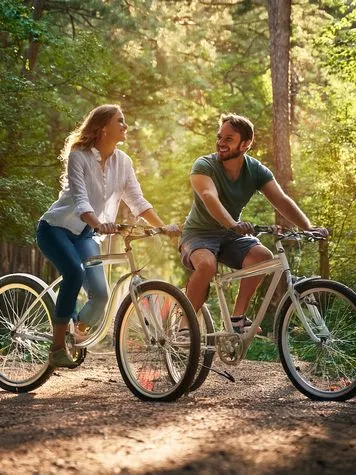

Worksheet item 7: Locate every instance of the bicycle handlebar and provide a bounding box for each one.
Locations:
[95,223,327,242]
[253,225,327,241]
[94,223,168,237]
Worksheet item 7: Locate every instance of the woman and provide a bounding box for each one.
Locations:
[37,104,179,368]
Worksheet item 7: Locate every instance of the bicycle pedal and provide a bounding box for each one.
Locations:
[232,326,249,334]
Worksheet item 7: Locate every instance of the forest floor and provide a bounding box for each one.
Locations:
[0,352,355,475]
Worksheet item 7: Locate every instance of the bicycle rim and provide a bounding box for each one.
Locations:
[0,278,54,392]
[279,280,356,401]
[116,281,199,401]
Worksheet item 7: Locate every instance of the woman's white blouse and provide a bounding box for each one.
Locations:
[40,147,152,235]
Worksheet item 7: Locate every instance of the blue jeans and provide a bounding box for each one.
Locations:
[36,220,108,326]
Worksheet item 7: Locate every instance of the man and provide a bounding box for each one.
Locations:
[180,113,328,333]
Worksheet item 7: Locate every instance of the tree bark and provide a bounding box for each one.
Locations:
[268,0,293,227]
[319,238,330,279]
[0,242,57,282]
[22,0,46,78]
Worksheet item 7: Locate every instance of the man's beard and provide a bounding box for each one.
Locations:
[217,145,244,162]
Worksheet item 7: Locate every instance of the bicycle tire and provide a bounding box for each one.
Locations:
[114,280,200,402]
[0,274,55,392]
[277,279,356,401]
[190,304,215,392]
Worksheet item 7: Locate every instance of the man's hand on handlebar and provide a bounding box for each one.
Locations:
[306,227,329,239]
[230,221,283,236]
[230,221,254,235]
[231,223,329,239]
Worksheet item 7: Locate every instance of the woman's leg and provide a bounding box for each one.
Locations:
[36,221,85,350]
[75,233,109,327]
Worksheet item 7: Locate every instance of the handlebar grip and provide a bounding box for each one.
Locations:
[303,230,327,240]
[94,224,130,234]
[144,226,164,235]
[253,225,274,234]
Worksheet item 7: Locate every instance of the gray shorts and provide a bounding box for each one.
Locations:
[179,230,260,271]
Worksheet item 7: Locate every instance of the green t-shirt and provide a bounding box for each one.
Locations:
[183,153,274,234]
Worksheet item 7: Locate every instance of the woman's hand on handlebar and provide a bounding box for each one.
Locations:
[95,222,118,234]
[162,223,181,237]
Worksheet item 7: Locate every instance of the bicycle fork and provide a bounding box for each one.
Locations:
[277,240,329,344]
[129,275,168,345]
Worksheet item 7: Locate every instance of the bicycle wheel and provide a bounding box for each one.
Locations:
[115,280,200,402]
[277,279,356,401]
[0,274,55,392]
[190,304,215,392]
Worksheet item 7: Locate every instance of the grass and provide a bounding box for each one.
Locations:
[246,336,279,362]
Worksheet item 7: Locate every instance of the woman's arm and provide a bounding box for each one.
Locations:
[121,157,180,235]
[67,151,95,217]
[139,208,164,227]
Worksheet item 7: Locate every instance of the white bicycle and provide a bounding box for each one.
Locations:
[0,224,201,402]
[189,226,356,402]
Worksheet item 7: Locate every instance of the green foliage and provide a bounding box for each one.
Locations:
[0,177,55,244]
[246,337,279,362]
[291,1,356,287]
[312,0,356,81]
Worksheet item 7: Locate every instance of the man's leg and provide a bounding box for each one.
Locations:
[186,249,217,312]
[232,244,273,316]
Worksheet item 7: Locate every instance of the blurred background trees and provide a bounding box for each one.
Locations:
[0,0,354,291]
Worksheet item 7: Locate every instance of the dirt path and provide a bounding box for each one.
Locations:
[0,353,355,475]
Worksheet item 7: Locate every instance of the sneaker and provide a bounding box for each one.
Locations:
[231,315,262,335]
[73,323,91,344]
[48,348,75,368]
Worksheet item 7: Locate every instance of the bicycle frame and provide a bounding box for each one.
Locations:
[206,237,324,360]
[13,229,166,349]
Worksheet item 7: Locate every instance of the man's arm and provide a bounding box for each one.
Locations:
[261,180,312,230]
[191,174,238,229]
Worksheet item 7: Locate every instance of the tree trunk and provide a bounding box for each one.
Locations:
[0,242,57,282]
[268,0,293,227]
[22,0,46,78]
[267,0,293,307]
[319,239,330,279]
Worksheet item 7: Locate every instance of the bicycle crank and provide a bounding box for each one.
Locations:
[216,333,244,365]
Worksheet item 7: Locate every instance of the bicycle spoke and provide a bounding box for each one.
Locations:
[280,281,356,400]
[115,281,199,401]
[0,279,54,392]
